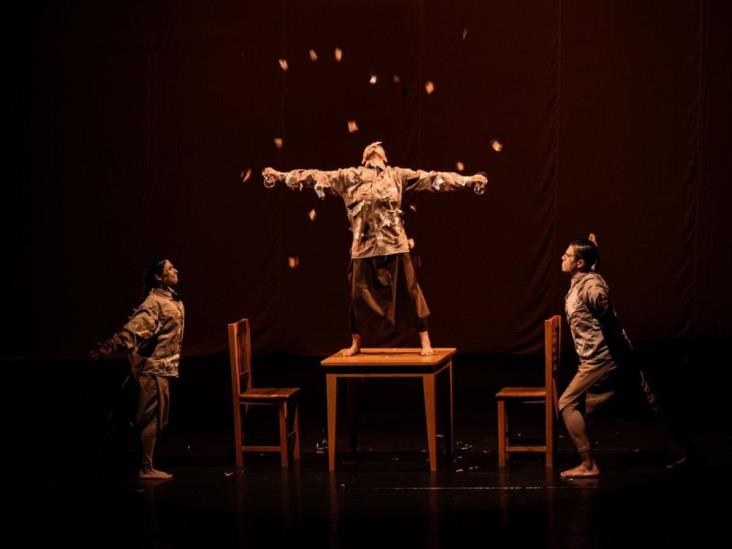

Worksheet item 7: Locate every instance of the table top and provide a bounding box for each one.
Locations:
[321,348,456,368]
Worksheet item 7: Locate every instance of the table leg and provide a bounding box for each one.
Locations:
[497,399,507,467]
[448,361,454,456]
[423,374,437,471]
[327,374,338,471]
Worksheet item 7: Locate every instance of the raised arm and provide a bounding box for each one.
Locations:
[262,167,348,198]
[401,169,488,195]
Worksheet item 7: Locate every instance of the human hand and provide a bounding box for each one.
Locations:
[471,172,488,194]
[262,167,281,188]
[90,341,113,360]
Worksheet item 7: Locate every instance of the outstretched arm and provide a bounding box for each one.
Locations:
[90,305,159,359]
[402,169,488,195]
[262,167,348,198]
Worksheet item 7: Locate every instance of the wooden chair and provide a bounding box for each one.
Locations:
[228,319,301,468]
[496,315,561,467]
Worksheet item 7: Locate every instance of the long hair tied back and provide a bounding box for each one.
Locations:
[571,233,601,272]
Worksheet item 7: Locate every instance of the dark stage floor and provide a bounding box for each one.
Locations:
[8,349,731,548]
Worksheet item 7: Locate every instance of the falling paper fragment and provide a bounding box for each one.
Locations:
[288,257,299,268]
[334,47,343,62]
[393,75,401,83]
[424,81,435,95]
[308,209,317,221]
[456,161,465,172]
[462,28,468,40]
[274,137,284,149]
[369,74,378,85]
[347,120,359,133]
[241,168,252,182]
[278,59,289,71]
[490,139,503,152]
[308,49,318,62]
[224,472,234,477]
[409,204,417,212]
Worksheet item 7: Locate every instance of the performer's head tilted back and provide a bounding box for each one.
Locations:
[144,258,179,295]
[361,141,388,167]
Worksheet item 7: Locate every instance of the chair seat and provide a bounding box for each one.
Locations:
[496,387,546,399]
[240,387,300,400]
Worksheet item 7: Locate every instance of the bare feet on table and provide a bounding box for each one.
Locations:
[342,335,361,357]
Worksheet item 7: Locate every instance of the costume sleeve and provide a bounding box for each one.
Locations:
[401,169,477,193]
[281,168,350,198]
[586,280,611,316]
[106,303,160,351]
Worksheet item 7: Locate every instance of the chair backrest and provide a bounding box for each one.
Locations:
[228,318,253,395]
[544,315,561,417]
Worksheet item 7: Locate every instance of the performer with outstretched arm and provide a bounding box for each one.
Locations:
[263,141,487,356]
[91,259,184,480]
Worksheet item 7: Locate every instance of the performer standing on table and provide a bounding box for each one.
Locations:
[263,141,487,356]
[557,234,677,478]
[91,259,184,480]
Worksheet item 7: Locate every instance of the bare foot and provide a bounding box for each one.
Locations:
[342,335,361,357]
[418,331,434,356]
[560,463,600,479]
[342,346,360,357]
[139,468,173,480]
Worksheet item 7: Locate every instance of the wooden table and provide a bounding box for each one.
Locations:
[321,347,456,471]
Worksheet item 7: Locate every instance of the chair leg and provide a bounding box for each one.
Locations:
[497,399,507,467]
[278,401,289,468]
[293,400,301,461]
[545,401,554,468]
[234,401,244,469]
